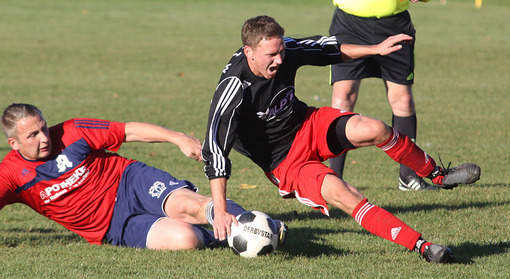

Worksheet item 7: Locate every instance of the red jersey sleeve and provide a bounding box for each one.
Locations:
[0,156,23,210]
[60,119,126,152]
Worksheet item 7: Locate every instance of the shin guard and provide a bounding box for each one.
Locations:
[352,199,422,250]
[377,128,436,177]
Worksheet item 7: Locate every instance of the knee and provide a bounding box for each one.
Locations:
[146,221,203,250]
[321,175,365,215]
[362,119,392,145]
[372,121,392,143]
[171,228,203,250]
[332,82,358,110]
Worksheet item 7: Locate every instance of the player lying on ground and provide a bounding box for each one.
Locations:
[201,15,481,263]
[0,103,285,250]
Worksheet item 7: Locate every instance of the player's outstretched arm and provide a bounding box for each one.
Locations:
[340,33,413,60]
[124,122,202,161]
[210,177,238,241]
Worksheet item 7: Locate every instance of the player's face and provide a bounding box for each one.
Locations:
[8,115,52,161]
[245,36,286,79]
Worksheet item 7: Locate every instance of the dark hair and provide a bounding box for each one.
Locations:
[241,15,285,48]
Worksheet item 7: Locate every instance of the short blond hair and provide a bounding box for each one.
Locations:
[1,103,43,139]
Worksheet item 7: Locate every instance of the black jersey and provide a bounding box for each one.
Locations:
[203,36,343,180]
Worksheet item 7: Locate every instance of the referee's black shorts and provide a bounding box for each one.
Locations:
[329,7,416,85]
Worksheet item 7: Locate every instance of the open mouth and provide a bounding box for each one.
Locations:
[268,66,278,75]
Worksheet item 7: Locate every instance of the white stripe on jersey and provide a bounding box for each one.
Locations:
[284,36,338,50]
[208,76,243,177]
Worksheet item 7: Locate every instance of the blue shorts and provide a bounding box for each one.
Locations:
[104,161,198,248]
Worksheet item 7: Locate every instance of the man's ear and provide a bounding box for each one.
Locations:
[8,137,20,151]
[244,45,253,60]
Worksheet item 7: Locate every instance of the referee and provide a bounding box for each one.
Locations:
[328,0,435,191]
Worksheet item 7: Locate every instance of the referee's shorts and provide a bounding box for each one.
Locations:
[329,7,416,85]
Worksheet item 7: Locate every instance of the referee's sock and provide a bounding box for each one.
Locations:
[392,114,418,178]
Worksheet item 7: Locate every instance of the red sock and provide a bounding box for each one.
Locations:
[377,128,436,177]
[414,239,432,254]
[352,199,422,250]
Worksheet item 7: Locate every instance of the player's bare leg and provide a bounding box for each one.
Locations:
[321,174,364,215]
[163,188,288,246]
[163,188,211,224]
[146,217,205,250]
[344,114,391,147]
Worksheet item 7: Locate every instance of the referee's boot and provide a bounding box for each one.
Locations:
[399,175,439,191]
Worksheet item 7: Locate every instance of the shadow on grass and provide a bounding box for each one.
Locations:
[382,199,510,215]
[271,207,352,222]
[275,226,355,258]
[1,227,82,247]
[269,210,370,258]
[450,240,510,264]
[270,199,510,260]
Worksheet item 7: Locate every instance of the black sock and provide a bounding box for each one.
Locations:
[393,114,418,178]
[329,152,347,179]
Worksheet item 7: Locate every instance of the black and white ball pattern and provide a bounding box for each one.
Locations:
[227,211,278,258]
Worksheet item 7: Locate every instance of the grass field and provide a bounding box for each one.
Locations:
[1,0,509,278]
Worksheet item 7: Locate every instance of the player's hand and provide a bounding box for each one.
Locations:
[213,210,238,241]
[376,34,413,56]
[177,134,203,161]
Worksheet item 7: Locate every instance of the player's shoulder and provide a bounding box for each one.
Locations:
[61,119,116,134]
[0,149,17,167]
[220,47,246,77]
[283,37,299,48]
[0,150,30,182]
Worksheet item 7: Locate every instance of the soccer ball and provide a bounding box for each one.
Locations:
[227,211,278,258]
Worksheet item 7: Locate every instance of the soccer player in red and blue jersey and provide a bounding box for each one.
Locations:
[0,103,256,250]
[202,16,480,263]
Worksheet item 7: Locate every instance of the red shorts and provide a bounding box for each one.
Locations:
[266,107,357,216]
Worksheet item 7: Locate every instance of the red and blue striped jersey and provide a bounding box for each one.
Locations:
[0,118,135,244]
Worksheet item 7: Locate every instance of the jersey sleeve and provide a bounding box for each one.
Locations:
[202,76,244,180]
[284,36,344,67]
[0,164,21,210]
[65,119,126,152]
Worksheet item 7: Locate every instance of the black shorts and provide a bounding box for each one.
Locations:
[329,7,416,85]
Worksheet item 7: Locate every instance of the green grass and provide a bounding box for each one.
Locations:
[1,0,509,277]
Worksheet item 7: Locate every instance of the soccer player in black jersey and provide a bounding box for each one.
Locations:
[202,15,480,263]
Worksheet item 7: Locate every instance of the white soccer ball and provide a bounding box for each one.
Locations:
[227,211,278,258]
